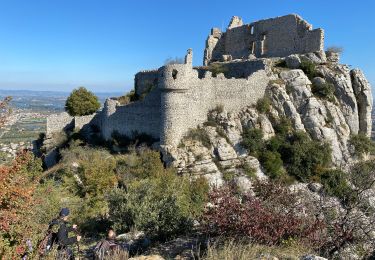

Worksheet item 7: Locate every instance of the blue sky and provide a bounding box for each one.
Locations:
[0,0,374,93]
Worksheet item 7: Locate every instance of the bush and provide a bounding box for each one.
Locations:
[281,131,331,182]
[273,117,293,136]
[300,59,320,80]
[349,134,375,158]
[117,90,139,105]
[108,170,209,240]
[115,149,165,180]
[311,82,335,102]
[65,87,100,116]
[241,128,265,157]
[58,146,117,234]
[319,169,351,200]
[256,97,272,114]
[0,151,43,257]
[201,184,323,246]
[259,150,284,179]
[317,161,375,257]
[207,63,229,77]
[242,126,332,182]
[186,127,212,148]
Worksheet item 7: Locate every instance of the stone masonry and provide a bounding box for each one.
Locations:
[204,14,324,65]
[46,14,372,153]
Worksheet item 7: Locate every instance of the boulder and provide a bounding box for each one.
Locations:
[285,54,301,69]
[312,77,326,88]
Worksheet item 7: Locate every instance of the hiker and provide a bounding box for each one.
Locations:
[50,208,81,260]
[93,228,124,259]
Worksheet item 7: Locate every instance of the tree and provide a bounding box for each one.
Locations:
[0,151,43,257]
[65,87,100,116]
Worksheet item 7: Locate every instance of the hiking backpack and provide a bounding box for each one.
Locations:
[37,221,59,256]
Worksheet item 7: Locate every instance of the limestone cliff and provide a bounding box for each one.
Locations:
[160,52,373,186]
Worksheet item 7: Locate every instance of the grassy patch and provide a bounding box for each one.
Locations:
[311,82,335,102]
[186,127,212,149]
[256,97,272,114]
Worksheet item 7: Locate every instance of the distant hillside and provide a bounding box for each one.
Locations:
[0,89,123,112]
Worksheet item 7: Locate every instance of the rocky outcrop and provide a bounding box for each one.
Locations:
[160,53,373,185]
[319,64,359,134]
[351,69,373,136]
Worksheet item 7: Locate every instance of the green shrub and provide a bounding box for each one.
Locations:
[65,87,100,116]
[241,128,265,157]
[273,117,293,136]
[311,82,335,102]
[242,163,257,179]
[282,131,332,182]
[186,127,212,148]
[242,125,332,182]
[256,97,272,114]
[349,134,375,158]
[115,149,165,180]
[108,171,209,240]
[319,169,351,200]
[300,59,320,80]
[259,150,285,179]
[57,146,117,234]
[208,63,229,77]
[117,89,142,105]
[222,170,236,182]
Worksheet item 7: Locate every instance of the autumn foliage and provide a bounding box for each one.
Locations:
[0,150,43,257]
[201,182,325,247]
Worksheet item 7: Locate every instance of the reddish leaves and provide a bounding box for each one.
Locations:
[201,183,324,246]
[0,150,39,256]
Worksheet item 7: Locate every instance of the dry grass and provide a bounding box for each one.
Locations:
[202,240,311,260]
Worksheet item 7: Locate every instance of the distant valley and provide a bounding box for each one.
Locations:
[0,89,122,159]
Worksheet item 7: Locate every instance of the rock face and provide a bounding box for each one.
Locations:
[160,53,373,186]
[351,69,373,136]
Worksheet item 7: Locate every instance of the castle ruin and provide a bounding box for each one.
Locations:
[47,14,326,148]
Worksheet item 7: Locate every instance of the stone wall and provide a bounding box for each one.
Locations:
[204,14,324,65]
[46,112,74,138]
[158,60,269,146]
[96,49,269,147]
[98,87,161,140]
[195,59,268,79]
[46,113,97,138]
[135,70,159,96]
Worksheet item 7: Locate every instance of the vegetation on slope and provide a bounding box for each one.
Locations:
[65,87,100,116]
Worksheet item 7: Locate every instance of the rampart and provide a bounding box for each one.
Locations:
[98,87,161,140]
[46,14,325,148]
[135,70,159,96]
[204,14,324,65]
